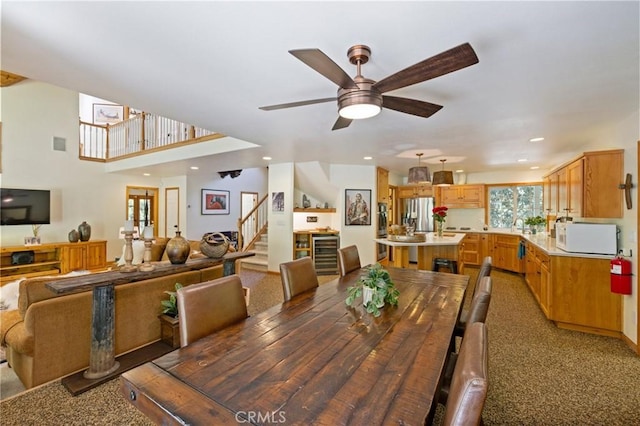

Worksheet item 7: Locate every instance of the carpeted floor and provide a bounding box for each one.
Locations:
[1,267,639,425]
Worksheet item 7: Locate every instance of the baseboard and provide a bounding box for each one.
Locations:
[621,333,639,355]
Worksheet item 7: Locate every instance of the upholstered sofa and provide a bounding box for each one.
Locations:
[0,238,226,389]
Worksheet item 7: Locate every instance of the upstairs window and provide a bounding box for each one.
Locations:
[488,184,543,229]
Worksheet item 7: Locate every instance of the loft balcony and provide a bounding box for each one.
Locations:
[79,110,223,161]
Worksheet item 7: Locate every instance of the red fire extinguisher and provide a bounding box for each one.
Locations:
[610,252,632,295]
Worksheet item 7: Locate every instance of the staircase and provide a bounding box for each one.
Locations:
[239,232,268,272]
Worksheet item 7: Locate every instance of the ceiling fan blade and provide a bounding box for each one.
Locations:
[332,116,352,130]
[289,49,359,90]
[382,95,443,118]
[259,97,336,111]
[373,43,479,94]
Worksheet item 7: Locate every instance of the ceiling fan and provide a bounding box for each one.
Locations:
[259,43,479,130]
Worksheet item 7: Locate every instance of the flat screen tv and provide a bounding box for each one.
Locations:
[1,188,51,225]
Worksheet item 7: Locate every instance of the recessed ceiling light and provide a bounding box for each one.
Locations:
[363,156,373,160]
[263,156,272,160]
[143,173,151,176]
[529,137,545,142]
[530,166,540,170]
[190,166,199,170]
[517,158,528,162]
[455,169,464,173]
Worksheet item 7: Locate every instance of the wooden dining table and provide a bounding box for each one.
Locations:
[120,266,469,425]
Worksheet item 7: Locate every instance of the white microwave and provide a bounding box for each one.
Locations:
[555,223,618,255]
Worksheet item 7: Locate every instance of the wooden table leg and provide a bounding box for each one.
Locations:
[84,284,120,379]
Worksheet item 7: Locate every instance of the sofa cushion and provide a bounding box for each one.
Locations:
[18,271,92,317]
[0,278,22,311]
[151,238,170,261]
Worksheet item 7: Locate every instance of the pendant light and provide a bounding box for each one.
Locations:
[407,153,431,184]
[432,159,454,186]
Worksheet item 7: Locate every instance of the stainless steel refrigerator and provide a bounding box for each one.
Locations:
[403,197,435,263]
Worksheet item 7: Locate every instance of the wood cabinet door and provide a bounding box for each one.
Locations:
[491,234,523,273]
[582,150,624,218]
[440,187,459,205]
[376,167,389,203]
[567,159,583,218]
[556,168,568,217]
[64,245,85,272]
[85,242,107,270]
[460,233,480,265]
[539,257,551,318]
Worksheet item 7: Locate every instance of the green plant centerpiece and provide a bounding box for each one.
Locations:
[525,216,546,234]
[161,282,183,318]
[345,263,399,317]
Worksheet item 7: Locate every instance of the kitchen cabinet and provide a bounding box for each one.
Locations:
[490,234,523,273]
[549,255,621,336]
[543,149,623,219]
[376,167,389,203]
[397,184,433,199]
[439,185,485,208]
[460,233,481,266]
[567,159,583,218]
[524,242,551,318]
[543,173,558,216]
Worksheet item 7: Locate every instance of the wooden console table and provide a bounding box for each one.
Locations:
[45,251,254,394]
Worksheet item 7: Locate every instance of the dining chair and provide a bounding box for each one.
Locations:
[279,256,319,301]
[455,256,492,337]
[455,276,492,337]
[176,275,248,347]
[441,322,489,426]
[337,245,361,276]
[439,276,492,405]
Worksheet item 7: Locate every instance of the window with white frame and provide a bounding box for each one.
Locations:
[488,184,544,229]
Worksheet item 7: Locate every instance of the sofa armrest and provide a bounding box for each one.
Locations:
[0,309,22,346]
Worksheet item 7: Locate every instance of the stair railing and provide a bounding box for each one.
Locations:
[237,194,268,251]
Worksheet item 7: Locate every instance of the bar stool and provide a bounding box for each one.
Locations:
[432,258,458,274]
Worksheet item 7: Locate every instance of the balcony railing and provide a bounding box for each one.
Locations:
[79,112,223,161]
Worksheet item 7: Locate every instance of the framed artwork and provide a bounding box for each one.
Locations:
[272,191,284,212]
[93,103,124,124]
[345,189,371,226]
[201,189,230,215]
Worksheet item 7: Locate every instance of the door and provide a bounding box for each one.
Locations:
[126,186,158,233]
[165,187,179,237]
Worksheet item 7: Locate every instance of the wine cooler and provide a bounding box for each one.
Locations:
[312,235,340,275]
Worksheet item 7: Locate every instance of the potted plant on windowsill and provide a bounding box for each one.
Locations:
[159,283,183,348]
[345,263,399,317]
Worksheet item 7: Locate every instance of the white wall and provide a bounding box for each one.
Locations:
[330,164,378,267]
[268,163,295,272]
[185,167,268,241]
[0,81,162,262]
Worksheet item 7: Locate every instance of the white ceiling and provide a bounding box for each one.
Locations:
[2,1,638,178]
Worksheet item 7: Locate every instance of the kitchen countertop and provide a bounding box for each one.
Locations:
[445,228,614,259]
[375,232,465,246]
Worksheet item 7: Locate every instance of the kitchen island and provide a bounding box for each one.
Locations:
[375,232,465,273]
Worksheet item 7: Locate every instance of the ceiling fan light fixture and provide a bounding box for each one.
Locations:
[433,159,454,186]
[407,153,432,184]
[338,103,381,119]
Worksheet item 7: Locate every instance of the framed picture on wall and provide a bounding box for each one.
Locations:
[272,191,284,212]
[345,189,371,226]
[92,103,124,124]
[201,189,230,215]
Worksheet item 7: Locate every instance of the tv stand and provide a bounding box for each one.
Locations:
[0,241,108,284]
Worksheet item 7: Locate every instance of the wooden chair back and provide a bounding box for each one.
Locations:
[279,257,319,301]
[176,275,248,347]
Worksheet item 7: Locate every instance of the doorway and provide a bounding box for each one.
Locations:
[125,186,158,232]
[240,192,258,250]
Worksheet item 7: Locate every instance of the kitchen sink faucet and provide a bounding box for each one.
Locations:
[512,217,525,234]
